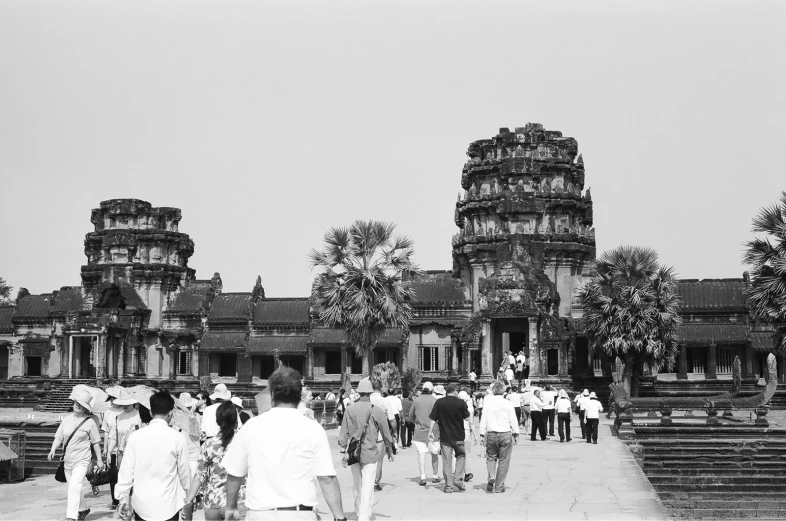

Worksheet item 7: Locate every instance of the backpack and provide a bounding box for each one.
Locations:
[346,405,374,466]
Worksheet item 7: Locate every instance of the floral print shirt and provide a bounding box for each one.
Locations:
[194,438,246,509]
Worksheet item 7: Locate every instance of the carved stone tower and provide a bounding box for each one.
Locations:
[452,124,596,379]
[81,199,195,328]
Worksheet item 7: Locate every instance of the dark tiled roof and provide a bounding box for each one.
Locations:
[410,317,468,327]
[15,294,53,318]
[676,280,748,311]
[200,331,248,352]
[254,299,310,325]
[208,293,252,321]
[168,284,213,313]
[0,306,14,333]
[678,323,749,345]
[247,335,308,355]
[310,327,405,346]
[751,330,777,352]
[18,336,51,344]
[52,288,84,313]
[411,272,469,303]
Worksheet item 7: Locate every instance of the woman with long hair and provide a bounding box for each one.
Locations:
[186,400,245,520]
[48,389,104,521]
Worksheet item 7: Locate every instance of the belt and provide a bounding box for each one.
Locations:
[273,505,313,511]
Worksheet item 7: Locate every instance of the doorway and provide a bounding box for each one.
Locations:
[547,349,558,376]
[492,317,530,373]
[281,356,304,375]
[26,357,42,377]
[218,354,237,377]
[0,344,8,380]
[73,337,95,378]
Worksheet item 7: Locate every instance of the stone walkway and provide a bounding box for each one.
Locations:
[0,417,667,520]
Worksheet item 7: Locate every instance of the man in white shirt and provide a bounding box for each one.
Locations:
[555,389,573,442]
[515,352,526,388]
[577,389,590,440]
[116,391,191,521]
[370,380,396,491]
[504,366,515,386]
[584,392,604,444]
[384,391,403,449]
[505,386,522,427]
[529,390,547,441]
[479,381,518,494]
[540,386,557,437]
[223,367,345,521]
[325,389,336,402]
[200,383,231,440]
[506,352,516,373]
[468,370,477,393]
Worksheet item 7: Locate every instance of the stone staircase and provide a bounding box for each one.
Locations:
[38,379,93,412]
[0,421,60,477]
[633,423,786,519]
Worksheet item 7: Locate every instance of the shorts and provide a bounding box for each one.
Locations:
[412,440,429,454]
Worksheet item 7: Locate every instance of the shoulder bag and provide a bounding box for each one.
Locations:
[346,405,374,466]
[55,417,91,483]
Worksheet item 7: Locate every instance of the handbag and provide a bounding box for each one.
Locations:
[55,417,91,483]
[346,405,374,466]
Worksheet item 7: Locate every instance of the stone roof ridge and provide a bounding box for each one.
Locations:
[259,297,309,301]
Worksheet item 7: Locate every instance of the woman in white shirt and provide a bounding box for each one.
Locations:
[529,390,547,441]
[583,392,604,444]
[555,389,573,442]
[48,389,104,521]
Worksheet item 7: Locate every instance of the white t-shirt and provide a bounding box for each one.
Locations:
[109,409,142,454]
[201,402,221,438]
[385,395,403,416]
[505,368,515,381]
[469,371,476,382]
[222,407,336,511]
[506,392,522,407]
[55,413,101,470]
[516,355,526,371]
[584,399,604,419]
[540,390,556,410]
[507,354,516,366]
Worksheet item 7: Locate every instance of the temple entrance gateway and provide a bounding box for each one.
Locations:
[0,344,8,380]
[547,349,558,376]
[491,317,530,374]
[71,336,96,378]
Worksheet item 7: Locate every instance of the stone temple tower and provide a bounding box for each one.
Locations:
[81,199,196,328]
[452,124,596,381]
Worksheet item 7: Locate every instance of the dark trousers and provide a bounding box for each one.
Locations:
[544,409,556,436]
[530,410,547,440]
[586,418,599,443]
[470,381,477,393]
[394,414,401,443]
[557,413,571,441]
[578,410,586,439]
[514,407,522,425]
[401,421,414,447]
[440,440,466,490]
[108,454,118,504]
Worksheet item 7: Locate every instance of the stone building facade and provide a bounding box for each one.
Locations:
[0,125,781,390]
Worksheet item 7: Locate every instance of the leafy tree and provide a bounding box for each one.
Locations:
[401,367,422,395]
[309,220,420,376]
[744,192,786,351]
[0,277,12,305]
[577,246,681,397]
[371,362,401,393]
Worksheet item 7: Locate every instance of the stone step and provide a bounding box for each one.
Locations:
[659,491,786,501]
[647,467,786,476]
[649,474,786,485]
[665,499,786,510]
[666,507,786,520]
[654,483,786,493]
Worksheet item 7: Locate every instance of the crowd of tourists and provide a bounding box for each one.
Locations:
[49,366,604,521]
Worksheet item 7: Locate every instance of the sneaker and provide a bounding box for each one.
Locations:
[444,487,454,494]
[454,481,466,492]
[77,508,91,520]
[464,473,473,482]
[374,484,382,491]
[494,486,507,493]
[109,503,118,510]
[487,479,495,492]
[432,477,441,483]
[419,478,427,486]
[593,441,598,444]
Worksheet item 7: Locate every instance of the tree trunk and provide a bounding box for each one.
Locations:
[362,352,371,377]
[622,357,634,397]
[631,356,645,398]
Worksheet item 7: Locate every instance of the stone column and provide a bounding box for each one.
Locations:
[340,345,348,375]
[237,355,252,383]
[778,354,786,384]
[170,345,179,380]
[118,341,125,378]
[481,320,492,377]
[677,344,688,380]
[743,345,755,379]
[528,319,541,377]
[68,336,74,379]
[705,344,717,380]
[96,335,106,379]
[558,342,569,377]
[450,337,458,374]
[306,345,314,379]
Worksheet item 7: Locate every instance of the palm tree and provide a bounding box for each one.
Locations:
[743,192,786,350]
[309,220,421,376]
[577,246,681,397]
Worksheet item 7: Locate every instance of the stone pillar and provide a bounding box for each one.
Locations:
[558,342,569,377]
[481,320,492,377]
[273,349,281,369]
[450,337,458,374]
[705,344,717,380]
[306,345,314,379]
[778,354,786,384]
[528,319,540,377]
[170,345,179,380]
[743,345,755,379]
[341,345,348,375]
[118,341,125,378]
[677,344,688,380]
[96,335,106,379]
[68,336,74,379]
[237,355,252,383]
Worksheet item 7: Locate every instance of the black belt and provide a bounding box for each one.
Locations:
[274,505,313,511]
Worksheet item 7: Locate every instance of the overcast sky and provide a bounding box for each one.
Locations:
[1,0,783,298]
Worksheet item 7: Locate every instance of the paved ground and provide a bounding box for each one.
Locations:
[0,415,667,521]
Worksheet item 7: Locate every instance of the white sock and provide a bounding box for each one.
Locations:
[421,474,426,480]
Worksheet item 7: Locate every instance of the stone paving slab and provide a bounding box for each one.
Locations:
[0,417,668,520]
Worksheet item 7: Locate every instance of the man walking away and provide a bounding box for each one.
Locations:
[584,392,604,444]
[469,370,477,393]
[577,389,590,440]
[555,389,572,442]
[400,391,414,448]
[506,386,522,427]
[515,352,526,388]
[339,378,394,521]
[385,390,403,449]
[116,390,191,521]
[529,390,547,441]
[370,381,396,491]
[428,384,469,494]
[457,391,476,482]
[479,381,518,493]
[540,386,556,437]
[222,367,345,521]
[407,382,440,486]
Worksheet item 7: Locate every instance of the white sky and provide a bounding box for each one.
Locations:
[1,0,784,298]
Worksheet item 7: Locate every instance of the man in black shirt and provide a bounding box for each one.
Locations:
[428,383,470,493]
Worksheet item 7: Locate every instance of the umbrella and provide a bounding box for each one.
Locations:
[255,387,272,415]
[69,384,112,414]
[0,440,17,462]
